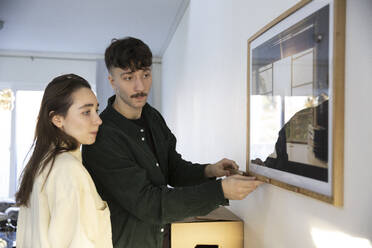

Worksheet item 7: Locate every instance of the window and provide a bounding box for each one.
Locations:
[0,89,13,198]
[15,91,44,182]
[0,88,43,199]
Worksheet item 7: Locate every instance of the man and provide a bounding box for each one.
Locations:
[82,37,263,248]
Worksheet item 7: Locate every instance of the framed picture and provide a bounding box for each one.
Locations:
[246,0,345,206]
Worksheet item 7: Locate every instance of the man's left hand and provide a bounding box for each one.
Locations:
[205,158,239,178]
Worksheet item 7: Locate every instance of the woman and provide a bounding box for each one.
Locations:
[15,74,112,248]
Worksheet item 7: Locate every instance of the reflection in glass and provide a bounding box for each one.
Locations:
[257,64,273,94]
[250,5,330,182]
[250,95,281,161]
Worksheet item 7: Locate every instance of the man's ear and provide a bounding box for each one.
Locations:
[50,112,64,129]
[108,74,116,91]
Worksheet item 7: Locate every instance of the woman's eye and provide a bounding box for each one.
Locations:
[96,109,99,113]
[83,111,90,116]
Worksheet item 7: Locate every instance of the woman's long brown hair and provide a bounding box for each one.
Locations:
[15,74,91,207]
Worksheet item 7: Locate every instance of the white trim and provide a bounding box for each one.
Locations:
[0,50,162,64]
[152,57,162,64]
[0,50,103,61]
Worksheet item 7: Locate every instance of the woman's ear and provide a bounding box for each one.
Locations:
[50,112,64,129]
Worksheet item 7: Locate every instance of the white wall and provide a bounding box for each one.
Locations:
[148,61,163,112]
[95,59,113,112]
[0,53,98,90]
[162,0,372,247]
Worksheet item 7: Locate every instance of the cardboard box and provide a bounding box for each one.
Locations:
[171,207,243,248]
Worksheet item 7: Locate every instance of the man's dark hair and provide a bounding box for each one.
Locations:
[105,37,152,72]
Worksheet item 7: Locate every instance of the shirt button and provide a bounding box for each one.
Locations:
[140,129,144,132]
[160,228,164,232]
[156,163,159,167]
[141,137,145,141]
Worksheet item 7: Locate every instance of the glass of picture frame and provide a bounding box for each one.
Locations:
[247,0,345,206]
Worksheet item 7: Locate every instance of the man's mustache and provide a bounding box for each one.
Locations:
[131,92,147,98]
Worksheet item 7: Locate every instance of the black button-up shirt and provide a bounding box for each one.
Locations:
[82,96,227,248]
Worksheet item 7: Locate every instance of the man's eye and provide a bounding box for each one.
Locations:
[83,111,90,115]
[144,73,150,78]
[123,76,132,81]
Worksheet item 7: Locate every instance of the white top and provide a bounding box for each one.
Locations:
[16,149,112,248]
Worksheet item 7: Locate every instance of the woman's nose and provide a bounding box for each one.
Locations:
[94,113,102,125]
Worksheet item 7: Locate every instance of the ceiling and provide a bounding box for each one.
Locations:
[0,0,189,58]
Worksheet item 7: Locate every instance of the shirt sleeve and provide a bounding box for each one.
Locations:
[82,129,227,225]
[45,159,99,248]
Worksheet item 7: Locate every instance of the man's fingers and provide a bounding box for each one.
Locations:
[232,174,255,180]
[221,169,230,177]
[231,160,239,170]
[255,181,264,186]
[222,175,264,200]
[242,176,256,180]
[238,180,263,190]
[221,158,239,170]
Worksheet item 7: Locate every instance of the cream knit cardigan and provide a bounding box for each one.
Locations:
[16,149,112,248]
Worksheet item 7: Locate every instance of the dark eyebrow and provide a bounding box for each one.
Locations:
[120,68,151,77]
[120,71,133,77]
[78,103,99,109]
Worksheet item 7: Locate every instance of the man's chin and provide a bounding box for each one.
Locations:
[131,100,147,109]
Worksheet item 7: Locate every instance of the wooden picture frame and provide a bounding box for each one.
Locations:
[246,0,345,206]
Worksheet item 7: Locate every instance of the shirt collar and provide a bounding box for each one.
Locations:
[69,148,82,163]
[101,96,161,162]
[103,95,151,137]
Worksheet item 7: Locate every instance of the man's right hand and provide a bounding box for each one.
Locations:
[221,175,263,200]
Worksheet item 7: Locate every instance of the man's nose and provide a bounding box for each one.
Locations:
[134,77,145,91]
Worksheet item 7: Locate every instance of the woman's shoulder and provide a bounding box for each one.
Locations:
[44,151,90,189]
[53,151,84,172]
